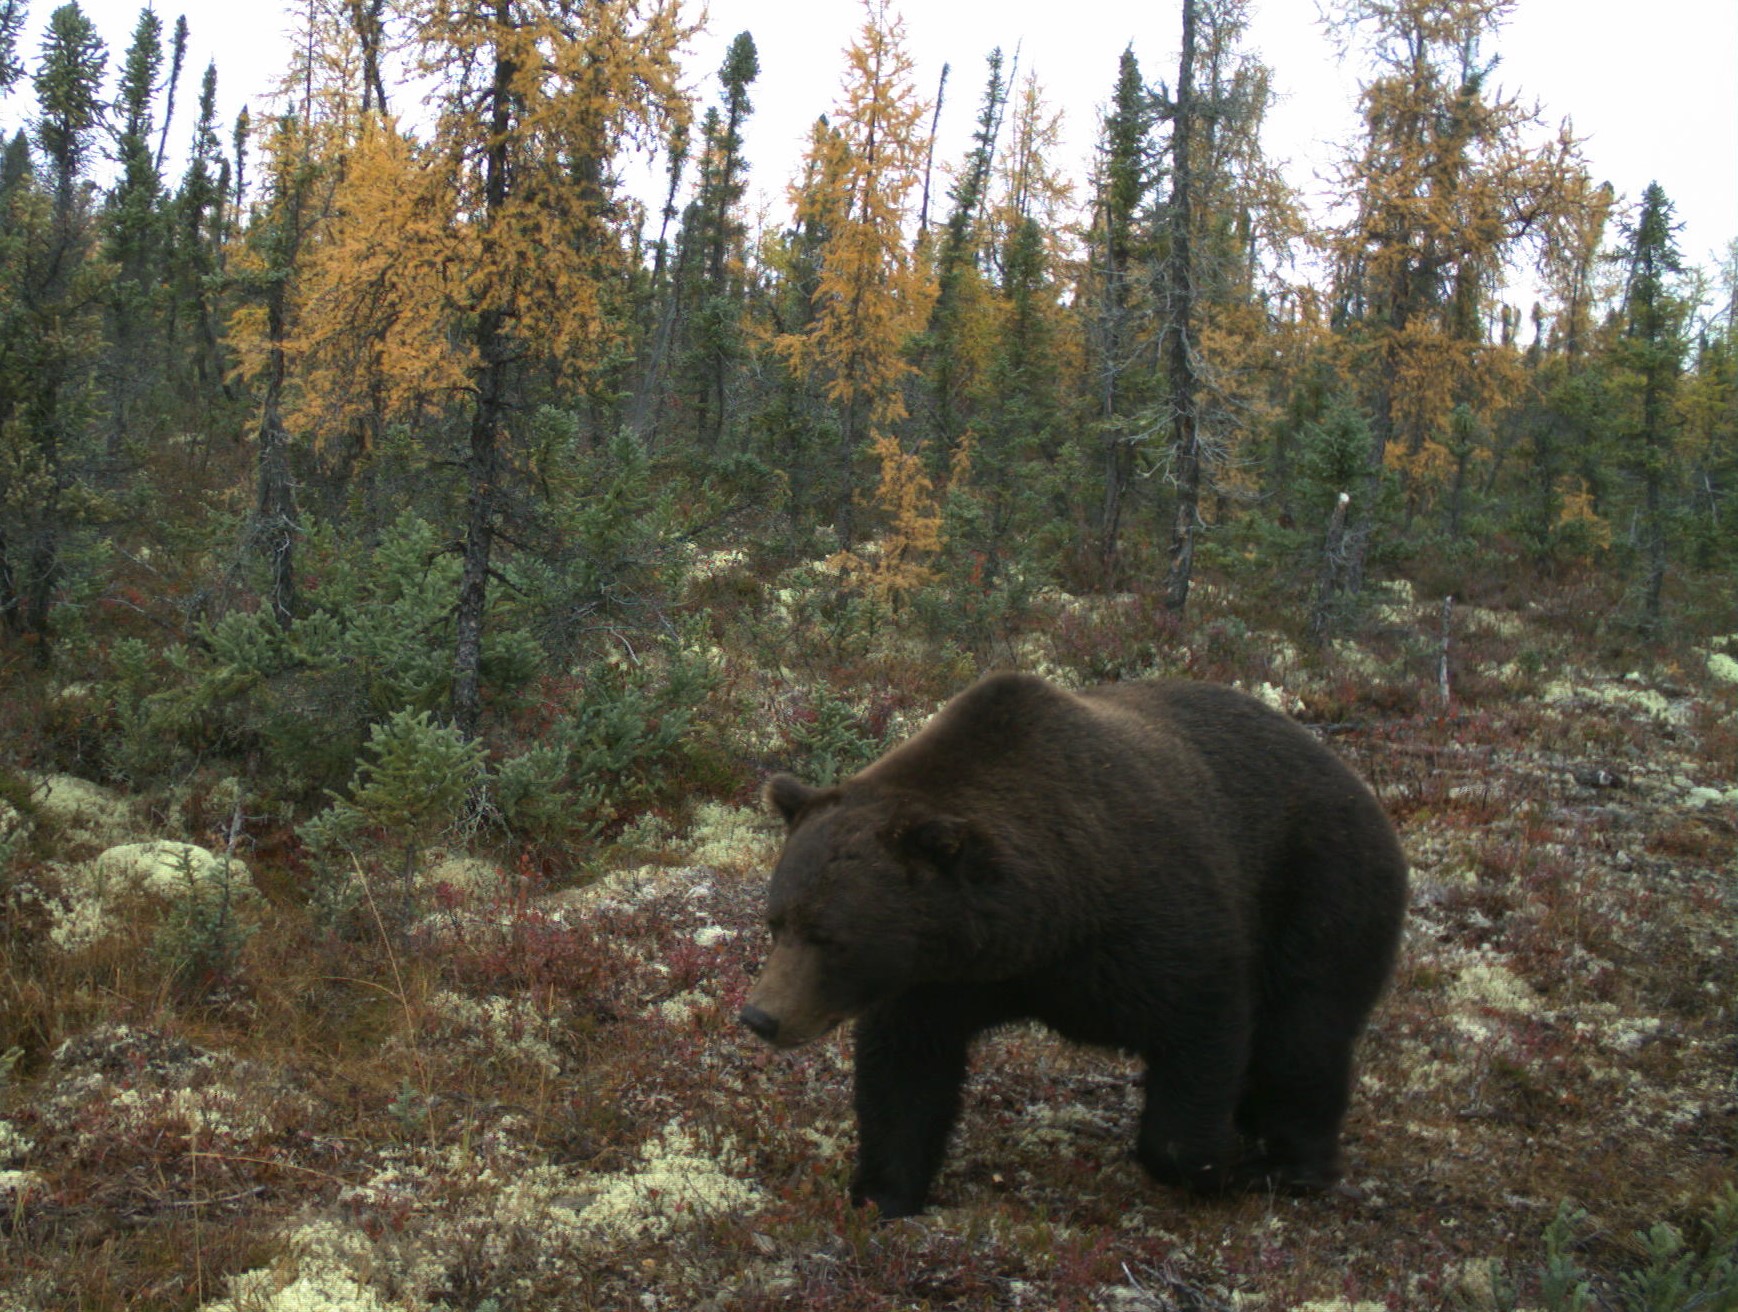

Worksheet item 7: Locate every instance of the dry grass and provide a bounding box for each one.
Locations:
[1,587,1734,1311]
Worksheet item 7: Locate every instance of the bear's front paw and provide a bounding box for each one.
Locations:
[850,1179,926,1220]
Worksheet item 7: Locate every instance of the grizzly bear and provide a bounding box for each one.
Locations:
[739,672,1408,1219]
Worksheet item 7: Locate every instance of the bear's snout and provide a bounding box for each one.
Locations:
[738,1005,780,1042]
[742,941,843,1048]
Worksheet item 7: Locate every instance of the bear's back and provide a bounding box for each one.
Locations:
[1084,678,1403,869]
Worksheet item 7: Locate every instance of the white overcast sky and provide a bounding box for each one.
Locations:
[26,0,1738,293]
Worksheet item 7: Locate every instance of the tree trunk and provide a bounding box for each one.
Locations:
[1640,374,1667,634]
[256,397,298,628]
[451,15,514,739]
[836,392,859,548]
[452,309,505,739]
[916,63,947,236]
[350,0,388,114]
[1096,204,1132,583]
[1340,317,1401,604]
[1100,435,1133,583]
[23,532,56,666]
[1162,0,1200,614]
[1307,491,1352,647]
[255,175,301,628]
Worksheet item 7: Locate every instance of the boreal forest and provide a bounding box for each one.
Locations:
[0,0,1734,1308]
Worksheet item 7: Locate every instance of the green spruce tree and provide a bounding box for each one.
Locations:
[1614,181,1688,633]
[0,3,108,658]
[104,7,166,458]
[1086,45,1156,578]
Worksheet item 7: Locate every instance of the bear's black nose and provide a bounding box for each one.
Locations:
[739,1005,779,1041]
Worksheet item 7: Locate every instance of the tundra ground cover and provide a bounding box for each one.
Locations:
[0,584,1733,1311]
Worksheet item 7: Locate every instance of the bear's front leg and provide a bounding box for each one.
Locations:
[849,990,984,1219]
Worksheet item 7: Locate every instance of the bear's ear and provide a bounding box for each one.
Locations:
[764,774,820,826]
[897,815,971,874]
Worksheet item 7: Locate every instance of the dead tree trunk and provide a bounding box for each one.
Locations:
[1308,491,1351,646]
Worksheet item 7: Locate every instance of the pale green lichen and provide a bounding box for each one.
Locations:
[90,841,252,901]
[0,1169,37,1198]
[1400,951,1541,1089]
[1479,660,1535,688]
[1707,650,1738,684]
[1684,786,1734,809]
[117,1085,273,1141]
[1542,676,1684,723]
[654,990,711,1025]
[1248,681,1304,716]
[1405,1052,1473,1094]
[0,1120,31,1163]
[1606,1016,1661,1052]
[427,991,566,1078]
[205,1268,391,1312]
[1013,635,1089,689]
[57,1078,279,1149]
[1451,958,1539,1014]
[1018,1100,1117,1153]
[1459,606,1529,639]
[29,774,136,848]
[1452,1256,1511,1310]
[549,862,686,912]
[1362,577,1422,627]
[418,855,504,895]
[616,810,676,853]
[798,1124,849,1161]
[202,1221,394,1312]
[46,883,113,954]
[686,545,749,582]
[1254,632,1303,672]
[47,841,255,953]
[684,803,778,872]
[441,1122,764,1258]
[1330,640,1387,677]
[571,1120,763,1243]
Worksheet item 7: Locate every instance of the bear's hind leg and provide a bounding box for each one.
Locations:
[851,989,998,1218]
[1136,1040,1244,1195]
[1233,1003,1360,1191]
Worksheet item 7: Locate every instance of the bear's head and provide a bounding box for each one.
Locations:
[739,773,989,1048]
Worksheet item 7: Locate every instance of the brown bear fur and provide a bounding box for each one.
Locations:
[741,672,1408,1219]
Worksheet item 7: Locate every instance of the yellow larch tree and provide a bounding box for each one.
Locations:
[284,0,691,735]
[1162,0,1304,611]
[1168,0,1298,563]
[988,68,1073,250]
[227,0,380,624]
[778,0,937,554]
[1322,0,1581,595]
[1521,167,1614,550]
[287,117,466,448]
